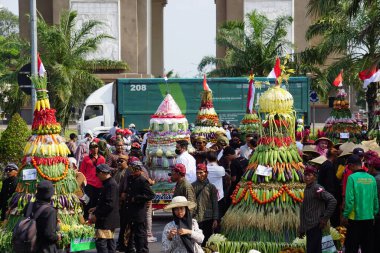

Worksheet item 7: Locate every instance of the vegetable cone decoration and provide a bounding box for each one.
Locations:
[2,75,93,249]
[192,75,225,141]
[146,94,192,206]
[240,74,260,135]
[221,75,305,251]
[322,88,362,143]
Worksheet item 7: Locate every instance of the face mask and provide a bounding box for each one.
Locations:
[175,149,181,155]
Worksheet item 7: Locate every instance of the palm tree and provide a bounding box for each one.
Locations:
[303,0,380,122]
[308,0,377,17]
[37,10,128,129]
[198,11,293,77]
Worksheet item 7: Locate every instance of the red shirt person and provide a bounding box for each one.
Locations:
[80,140,106,219]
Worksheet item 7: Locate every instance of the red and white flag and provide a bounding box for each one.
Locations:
[359,68,380,89]
[267,57,281,79]
[246,74,255,113]
[203,74,211,91]
[37,53,46,77]
[333,70,343,87]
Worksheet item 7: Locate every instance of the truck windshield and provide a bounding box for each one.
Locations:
[84,105,103,120]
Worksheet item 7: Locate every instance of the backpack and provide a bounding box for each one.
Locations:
[12,202,49,253]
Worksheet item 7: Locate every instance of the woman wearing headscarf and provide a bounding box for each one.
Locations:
[315,137,333,157]
[98,139,110,160]
[162,196,204,253]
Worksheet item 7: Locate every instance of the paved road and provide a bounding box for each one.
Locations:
[86,211,171,253]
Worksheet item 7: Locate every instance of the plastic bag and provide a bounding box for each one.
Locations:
[322,234,337,253]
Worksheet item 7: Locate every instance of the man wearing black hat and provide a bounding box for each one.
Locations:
[31,180,61,253]
[89,164,119,253]
[121,160,155,253]
[343,154,379,253]
[0,163,18,221]
[341,147,367,202]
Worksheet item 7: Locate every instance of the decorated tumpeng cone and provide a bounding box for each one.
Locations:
[221,81,305,251]
[3,75,93,249]
[146,94,192,206]
[192,75,225,142]
[239,74,260,136]
[322,88,362,143]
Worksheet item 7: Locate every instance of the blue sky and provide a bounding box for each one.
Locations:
[2,0,216,77]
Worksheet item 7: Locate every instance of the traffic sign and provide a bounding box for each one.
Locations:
[309,90,319,103]
[17,63,32,95]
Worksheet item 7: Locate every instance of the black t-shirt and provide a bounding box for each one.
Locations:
[230,157,248,182]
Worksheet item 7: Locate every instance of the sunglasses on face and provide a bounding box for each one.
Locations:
[5,169,14,173]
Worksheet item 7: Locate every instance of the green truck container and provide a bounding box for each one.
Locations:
[117,77,310,129]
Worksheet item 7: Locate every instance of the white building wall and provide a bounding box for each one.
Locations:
[244,0,294,53]
[70,0,121,60]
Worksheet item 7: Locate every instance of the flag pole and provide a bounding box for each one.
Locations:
[30,0,38,122]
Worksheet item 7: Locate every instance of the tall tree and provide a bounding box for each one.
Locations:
[303,0,380,122]
[0,8,19,36]
[0,8,30,117]
[198,11,292,77]
[37,10,127,129]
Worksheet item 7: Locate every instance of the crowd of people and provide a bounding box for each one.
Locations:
[1,120,380,253]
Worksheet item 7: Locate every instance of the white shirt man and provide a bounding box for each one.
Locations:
[240,135,255,160]
[109,122,119,136]
[176,151,197,183]
[206,161,225,201]
[239,144,252,160]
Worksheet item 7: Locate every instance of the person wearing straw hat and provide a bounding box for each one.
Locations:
[315,137,333,157]
[162,196,205,253]
[302,145,320,163]
[309,156,327,166]
[335,143,355,181]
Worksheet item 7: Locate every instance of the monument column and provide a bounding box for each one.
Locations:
[52,0,70,24]
[294,0,312,52]
[138,0,149,74]
[226,0,244,21]
[215,0,244,59]
[215,0,226,59]
[151,0,166,77]
[120,0,139,73]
